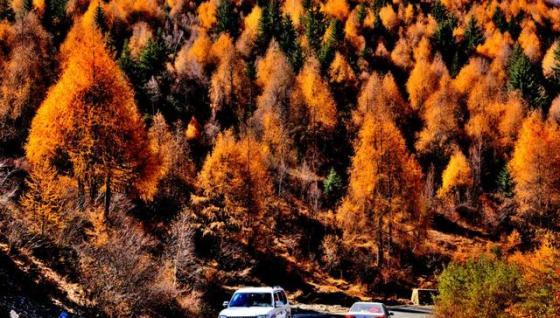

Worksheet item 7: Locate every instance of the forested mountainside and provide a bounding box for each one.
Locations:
[0,0,560,317]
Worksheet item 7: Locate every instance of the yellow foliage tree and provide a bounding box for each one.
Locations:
[542,41,558,79]
[353,72,409,128]
[197,0,217,29]
[509,237,560,316]
[402,3,415,24]
[253,41,295,194]
[175,29,212,79]
[321,0,349,21]
[188,29,213,66]
[209,33,250,122]
[407,44,448,110]
[509,112,560,220]
[518,20,542,62]
[282,0,304,28]
[391,38,413,70]
[339,112,423,267]
[20,163,76,237]
[256,40,293,90]
[198,131,272,218]
[476,31,513,60]
[26,24,163,215]
[344,7,366,51]
[328,51,356,84]
[438,149,473,202]
[294,57,337,130]
[453,58,487,96]
[0,13,51,144]
[379,5,399,31]
[236,5,262,56]
[185,116,202,141]
[415,75,459,156]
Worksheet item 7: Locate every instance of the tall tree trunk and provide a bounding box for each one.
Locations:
[104,173,111,217]
[89,179,98,204]
[376,212,384,268]
[78,179,85,210]
[388,209,393,257]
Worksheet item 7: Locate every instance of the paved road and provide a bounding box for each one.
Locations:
[387,306,433,318]
[293,306,433,318]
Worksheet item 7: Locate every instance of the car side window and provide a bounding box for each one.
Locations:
[280,291,288,305]
[274,292,280,304]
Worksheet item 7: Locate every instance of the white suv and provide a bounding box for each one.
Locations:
[218,286,291,318]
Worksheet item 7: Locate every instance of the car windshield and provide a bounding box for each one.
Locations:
[229,292,273,307]
[350,303,383,313]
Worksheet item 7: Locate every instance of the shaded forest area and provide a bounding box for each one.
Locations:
[0,0,559,317]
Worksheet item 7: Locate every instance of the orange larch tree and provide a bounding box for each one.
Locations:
[321,0,350,21]
[438,148,473,204]
[0,13,52,146]
[198,130,272,220]
[294,57,337,130]
[338,112,423,267]
[415,75,460,157]
[26,22,163,215]
[509,112,560,223]
[209,33,250,126]
[353,71,409,128]
[253,41,296,194]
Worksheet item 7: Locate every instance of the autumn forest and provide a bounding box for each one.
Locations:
[0,0,560,317]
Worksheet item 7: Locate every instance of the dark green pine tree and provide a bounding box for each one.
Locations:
[42,0,70,44]
[432,1,447,23]
[118,40,142,86]
[318,19,343,71]
[323,168,343,206]
[137,31,167,84]
[492,6,508,33]
[255,1,302,71]
[507,45,547,109]
[507,13,522,39]
[94,2,108,33]
[323,168,342,197]
[497,166,514,198]
[302,2,326,54]
[255,0,281,53]
[431,18,456,66]
[216,0,239,38]
[278,15,303,71]
[464,17,484,53]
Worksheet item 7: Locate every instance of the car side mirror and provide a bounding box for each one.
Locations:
[222,301,229,308]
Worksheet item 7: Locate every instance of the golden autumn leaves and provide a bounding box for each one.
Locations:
[25,11,165,213]
[19,0,560,245]
[338,111,424,266]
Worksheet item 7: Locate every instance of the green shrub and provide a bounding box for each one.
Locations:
[435,257,521,318]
